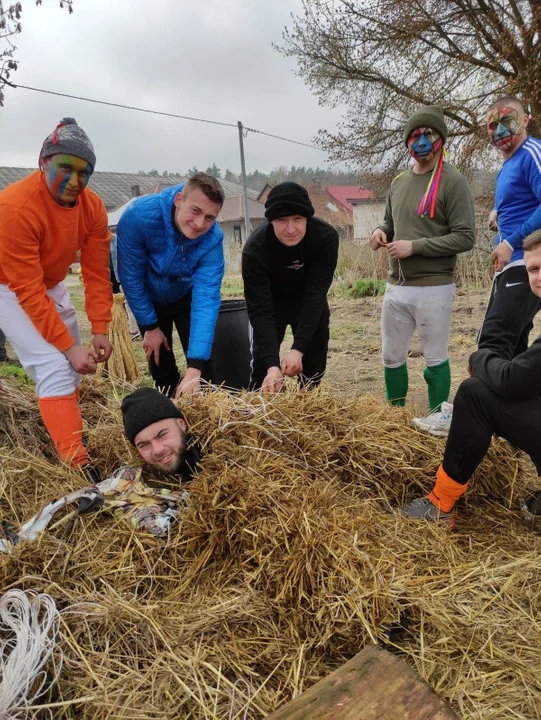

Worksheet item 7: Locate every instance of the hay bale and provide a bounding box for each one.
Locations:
[0,381,540,718]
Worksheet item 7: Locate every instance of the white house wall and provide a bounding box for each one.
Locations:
[352,202,386,242]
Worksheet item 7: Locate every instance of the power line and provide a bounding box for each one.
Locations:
[7,81,323,151]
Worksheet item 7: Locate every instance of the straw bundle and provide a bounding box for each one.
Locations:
[0,379,54,458]
[96,294,140,384]
[0,379,539,718]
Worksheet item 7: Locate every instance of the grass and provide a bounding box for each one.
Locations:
[0,362,30,383]
[221,275,244,297]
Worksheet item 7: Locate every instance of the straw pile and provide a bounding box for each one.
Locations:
[0,379,540,719]
[96,293,140,384]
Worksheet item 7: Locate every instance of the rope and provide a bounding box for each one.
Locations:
[0,590,61,718]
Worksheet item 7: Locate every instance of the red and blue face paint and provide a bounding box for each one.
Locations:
[487,106,521,150]
[43,154,92,206]
[407,127,443,162]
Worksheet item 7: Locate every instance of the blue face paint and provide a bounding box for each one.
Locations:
[411,133,434,159]
[44,154,91,206]
[493,122,512,144]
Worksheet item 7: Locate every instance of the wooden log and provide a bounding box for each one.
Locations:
[265,644,459,720]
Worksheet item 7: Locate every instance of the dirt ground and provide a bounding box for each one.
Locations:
[47,276,526,416]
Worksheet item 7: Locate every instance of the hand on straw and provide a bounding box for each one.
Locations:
[281,350,303,378]
[262,366,284,394]
[175,368,202,397]
[64,344,99,374]
[143,328,170,366]
[92,333,113,362]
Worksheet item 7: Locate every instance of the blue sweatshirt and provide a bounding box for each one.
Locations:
[495,137,541,264]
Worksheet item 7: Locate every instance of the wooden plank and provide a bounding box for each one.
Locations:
[265,644,459,720]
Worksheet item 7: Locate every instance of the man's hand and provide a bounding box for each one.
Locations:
[143,328,170,366]
[369,228,387,250]
[491,242,512,273]
[175,367,202,397]
[92,333,113,363]
[64,344,99,375]
[262,366,284,395]
[281,349,303,378]
[387,240,413,260]
[488,209,498,232]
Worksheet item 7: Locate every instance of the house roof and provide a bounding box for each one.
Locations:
[0,167,258,210]
[301,183,353,227]
[218,195,266,223]
[326,185,375,212]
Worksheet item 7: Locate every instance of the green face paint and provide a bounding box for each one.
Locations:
[44,154,92,206]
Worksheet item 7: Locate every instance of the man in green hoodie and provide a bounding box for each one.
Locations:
[370,105,475,413]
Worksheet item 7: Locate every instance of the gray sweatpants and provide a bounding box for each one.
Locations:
[381,283,456,368]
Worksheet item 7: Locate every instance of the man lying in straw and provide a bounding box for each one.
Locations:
[121,387,200,478]
[0,388,200,551]
[401,229,541,527]
[0,118,112,480]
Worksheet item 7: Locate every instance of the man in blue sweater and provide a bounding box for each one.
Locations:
[117,173,225,397]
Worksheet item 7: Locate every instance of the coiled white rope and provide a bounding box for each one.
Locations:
[0,590,61,718]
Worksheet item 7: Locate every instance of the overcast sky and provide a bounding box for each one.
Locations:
[0,0,346,175]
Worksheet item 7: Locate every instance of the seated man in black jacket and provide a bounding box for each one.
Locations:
[242,182,339,393]
[401,229,541,526]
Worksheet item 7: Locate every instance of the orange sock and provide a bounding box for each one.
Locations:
[428,465,468,513]
[38,392,88,467]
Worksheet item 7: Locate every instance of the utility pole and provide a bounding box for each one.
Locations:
[238,121,251,242]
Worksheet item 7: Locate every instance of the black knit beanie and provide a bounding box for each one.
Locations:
[264,182,315,222]
[39,117,96,170]
[402,105,448,145]
[121,388,184,445]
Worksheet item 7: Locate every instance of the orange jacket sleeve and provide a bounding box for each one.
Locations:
[0,206,74,351]
[80,203,113,335]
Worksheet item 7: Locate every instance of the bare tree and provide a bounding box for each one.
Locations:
[278,0,540,176]
[0,0,73,105]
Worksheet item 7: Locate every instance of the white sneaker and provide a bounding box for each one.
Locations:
[411,401,453,437]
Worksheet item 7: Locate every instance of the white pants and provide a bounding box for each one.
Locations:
[381,283,455,368]
[0,283,81,397]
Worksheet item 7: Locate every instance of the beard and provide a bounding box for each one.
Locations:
[148,431,188,476]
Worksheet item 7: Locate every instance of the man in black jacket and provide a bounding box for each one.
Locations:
[242,182,339,393]
[401,229,541,525]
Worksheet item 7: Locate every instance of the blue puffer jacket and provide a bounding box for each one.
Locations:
[117,184,224,362]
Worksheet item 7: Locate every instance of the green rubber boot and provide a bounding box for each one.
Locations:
[384,363,408,407]
[423,359,451,411]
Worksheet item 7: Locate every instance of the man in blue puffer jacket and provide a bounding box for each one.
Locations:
[117,172,225,396]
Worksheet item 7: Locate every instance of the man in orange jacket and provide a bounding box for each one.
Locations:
[0,117,113,472]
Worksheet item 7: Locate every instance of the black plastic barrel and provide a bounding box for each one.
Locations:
[210,298,253,390]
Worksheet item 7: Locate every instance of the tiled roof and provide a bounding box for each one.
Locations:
[218,195,266,223]
[302,183,353,227]
[0,167,258,210]
[326,185,375,212]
